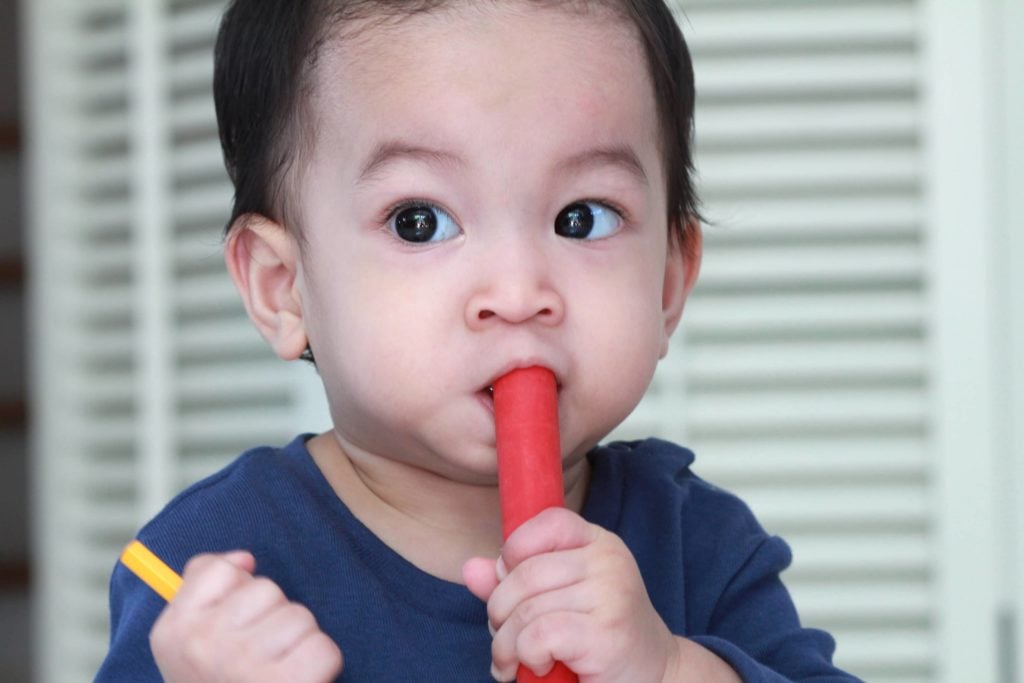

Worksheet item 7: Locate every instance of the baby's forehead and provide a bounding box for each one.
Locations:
[310,2,647,116]
[317,1,639,72]
[308,6,655,140]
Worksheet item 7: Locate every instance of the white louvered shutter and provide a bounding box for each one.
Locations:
[616,1,1003,682]
[670,3,934,680]
[26,1,1010,682]
[28,3,139,680]
[27,2,328,681]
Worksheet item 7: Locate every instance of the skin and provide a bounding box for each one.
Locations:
[151,4,739,682]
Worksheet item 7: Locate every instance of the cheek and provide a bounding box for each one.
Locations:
[571,259,666,379]
[312,266,460,387]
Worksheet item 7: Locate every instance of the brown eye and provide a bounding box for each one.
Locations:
[389,203,459,243]
[554,201,621,240]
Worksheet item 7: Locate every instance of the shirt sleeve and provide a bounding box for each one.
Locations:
[688,535,864,683]
[93,561,167,682]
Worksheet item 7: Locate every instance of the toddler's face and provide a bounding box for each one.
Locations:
[293,4,691,481]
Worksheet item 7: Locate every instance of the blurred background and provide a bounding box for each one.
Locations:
[4,0,1022,682]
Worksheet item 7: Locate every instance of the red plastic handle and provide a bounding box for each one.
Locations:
[493,367,578,683]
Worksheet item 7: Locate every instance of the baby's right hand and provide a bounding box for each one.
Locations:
[150,551,343,683]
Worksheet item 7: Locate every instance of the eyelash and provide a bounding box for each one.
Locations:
[577,197,630,224]
[380,198,449,225]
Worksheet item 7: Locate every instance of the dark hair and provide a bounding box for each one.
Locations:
[214,0,699,244]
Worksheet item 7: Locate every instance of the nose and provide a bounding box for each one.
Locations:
[465,241,565,329]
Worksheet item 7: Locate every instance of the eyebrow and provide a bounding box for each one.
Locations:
[556,146,650,186]
[356,140,649,186]
[357,141,464,184]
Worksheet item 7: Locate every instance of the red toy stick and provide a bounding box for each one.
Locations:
[493,366,578,683]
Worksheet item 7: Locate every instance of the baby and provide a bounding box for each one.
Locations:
[96,1,861,681]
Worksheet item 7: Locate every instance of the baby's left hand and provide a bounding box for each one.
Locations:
[463,507,679,682]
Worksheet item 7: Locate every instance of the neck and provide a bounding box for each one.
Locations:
[306,431,591,583]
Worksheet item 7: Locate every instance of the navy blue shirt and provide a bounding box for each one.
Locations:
[96,436,861,681]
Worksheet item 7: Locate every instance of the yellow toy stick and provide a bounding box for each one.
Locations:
[120,540,182,602]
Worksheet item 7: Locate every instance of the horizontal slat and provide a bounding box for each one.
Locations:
[74,0,126,23]
[173,182,234,227]
[178,409,298,446]
[64,494,137,534]
[170,93,218,133]
[683,435,926,482]
[74,241,133,281]
[176,282,245,321]
[626,393,930,450]
[63,541,131,592]
[77,460,136,493]
[829,626,934,674]
[699,147,919,195]
[174,266,241,299]
[72,68,128,110]
[684,290,924,337]
[71,328,135,362]
[179,451,249,485]
[75,202,132,240]
[76,18,126,66]
[685,4,915,51]
[168,2,222,45]
[170,49,214,92]
[175,317,267,355]
[697,100,917,148]
[700,194,921,241]
[60,499,136,542]
[174,239,228,275]
[696,51,916,99]
[739,482,928,528]
[70,288,133,325]
[67,371,134,407]
[687,388,926,434]
[77,156,132,194]
[79,112,131,153]
[74,417,136,448]
[172,138,228,179]
[686,338,924,388]
[782,531,930,578]
[790,579,930,623]
[697,242,922,289]
[176,362,292,402]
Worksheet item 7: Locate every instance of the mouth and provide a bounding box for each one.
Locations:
[478,385,496,411]
[478,368,561,413]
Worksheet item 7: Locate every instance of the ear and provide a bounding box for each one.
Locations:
[659,219,702,358]
[224,215,308,361]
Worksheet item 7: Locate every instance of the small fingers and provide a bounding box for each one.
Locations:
[490,583,592,673]
[175,552,257,610]
[487,547,587,630]
[492,611,590,681]
[500,509,598,575]
[277,630,345,682]
[251,601,322,658]
[219,576,290,629]
[151,551,344,683]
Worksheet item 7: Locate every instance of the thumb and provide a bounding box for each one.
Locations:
[462,557,500,601]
